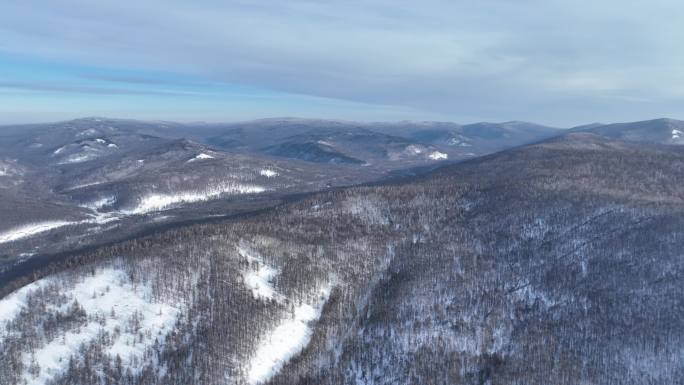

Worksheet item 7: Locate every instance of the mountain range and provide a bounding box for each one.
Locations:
[0,117,683,385]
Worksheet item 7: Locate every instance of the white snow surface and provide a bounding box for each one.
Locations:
[187,153,214,162]
[0,211,125,244]
[3,266,182,385]
[237,246,332,384]
[247,285,331,385]
[63,181,105,191]
[58,152,96,164]
[82,196,117,211]
[259,169,279,178]
[244,264,279,300]
[126,182,267,214]
[0,221,75,244]
[428,151,448,160]
[0,280,48,331]
[672,129,682,140]
[238,247,282,301]
[405,145,424,155]
[0,161,24,177]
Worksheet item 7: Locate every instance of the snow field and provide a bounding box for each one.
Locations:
[0,266,182,385]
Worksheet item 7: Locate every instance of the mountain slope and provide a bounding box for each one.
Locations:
[0,117,562,263]
[1,132,682,385]
[575,118,684,145]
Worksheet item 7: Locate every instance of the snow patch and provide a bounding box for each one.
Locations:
[187,153,214,162]
[238,248,282,301]
[448,136,472,146]
[0,221,75,244]
[672,129,682,140]
[259,169,278,178]
[405,145,423,155]
[14,267,181,385]
[428,151,448,160]
[58,152,95,164]
[0,280,48,332]
[247,285,331,384]
[64,181,105,191]
[107,143,118,148]
[126,183,267,214]
[82,196,117,211]
[0,210,123,244]
[238,246,332,384]
[76,128,97,137]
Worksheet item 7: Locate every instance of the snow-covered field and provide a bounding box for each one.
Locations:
[0,212,121,245]
[187,153,214,162]
[429,151,448,160]
[82,196,117,211]
[259,169,278,178]
[247,285,331,384]
[0,280,48,331]
[238,247,282,302]
[239,247,331,384]
[0,221,76,244]
[0,182,267,245]
[0,266,182,385]
[127,182,267,214]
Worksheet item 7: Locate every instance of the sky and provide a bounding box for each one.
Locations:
[1,0,684,126]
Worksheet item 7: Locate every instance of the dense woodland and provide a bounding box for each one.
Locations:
[1,133,683,384]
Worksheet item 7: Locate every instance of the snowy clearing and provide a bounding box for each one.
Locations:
[126,183,267,214]
[0,221,75,244]
[672,129,682,140]
[58,152,96,164]
[406,145,423,155]
[0,280,49,333]
[429,151,448,160]
[1,266,182,385]
[63,181,105,191]
[238,247,282,301]
[244,264,279,300]
[247,285,331,385]
[82,196,117,211]
[238,246,332,384]
[259,169,278,178]
[187,153,214,162]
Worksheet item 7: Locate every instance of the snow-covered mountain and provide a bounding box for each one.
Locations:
[1,130,683,385]
[0,117,563,262]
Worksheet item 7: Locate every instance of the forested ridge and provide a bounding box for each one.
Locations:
[1,133,683,385]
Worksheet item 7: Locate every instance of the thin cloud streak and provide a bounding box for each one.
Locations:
[1,0,684,125]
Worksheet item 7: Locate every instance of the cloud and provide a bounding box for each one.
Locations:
[1,0,684,125]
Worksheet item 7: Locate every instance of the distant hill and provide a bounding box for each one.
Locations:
[573,118,684,145]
